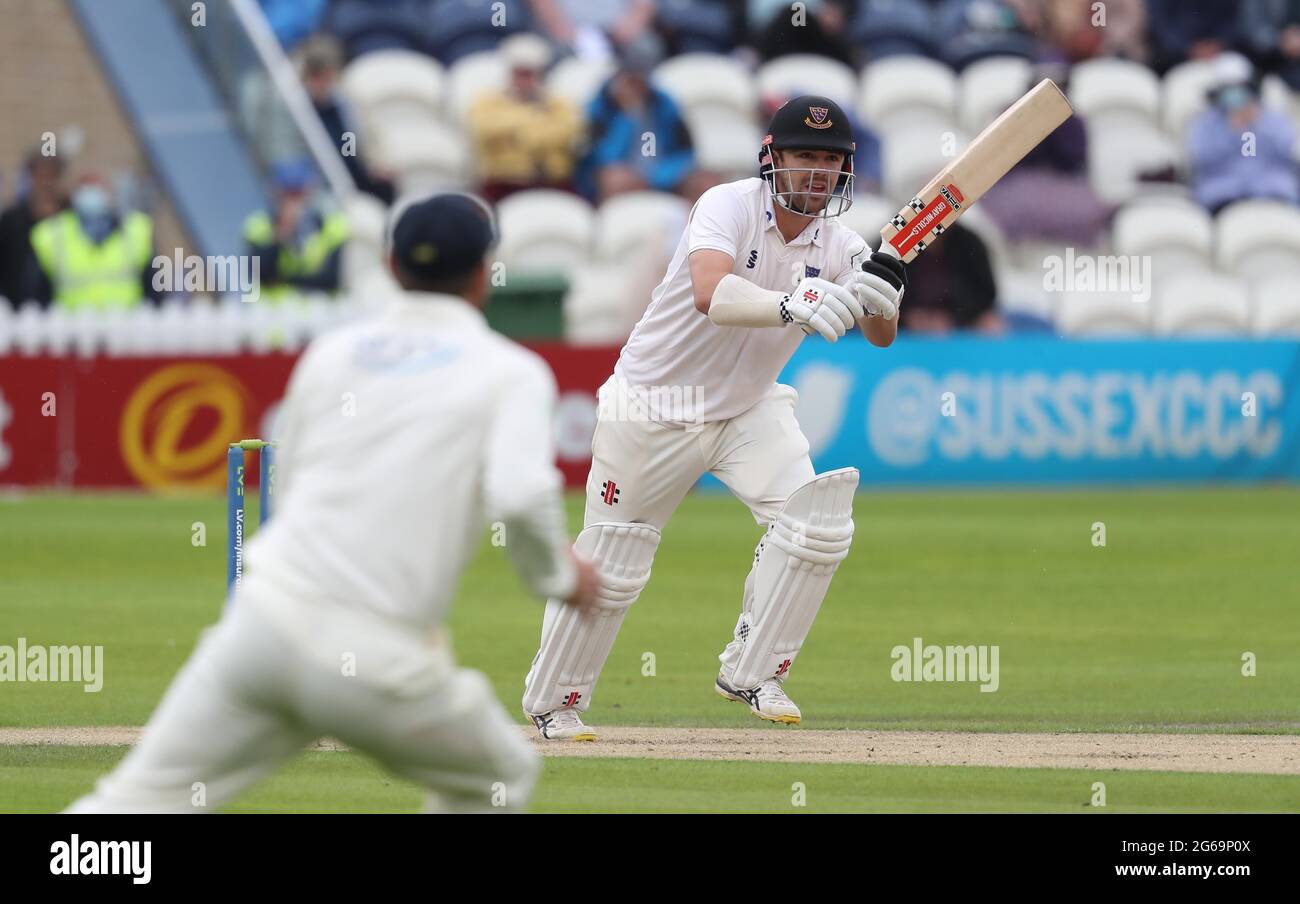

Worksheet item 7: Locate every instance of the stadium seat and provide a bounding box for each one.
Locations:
[1069,58,1161,135]
[1085,120,1182,205]
[1261,74,1300,137]
[594,192,690,262]
[652,53,757,123]
[1214,200,1300,285]
[957,55,1032,134]
[372,119,471,191]
[1152,273,1250,336]
[446,50,507,122]
[1251,276,1300,336]
[339,50,446,127]
[1162,59,1218,138]
[564,263,635,344]
[546,56,615,111]
[757,55,857,110]
[496,190,595,276]
[859,55,957,133]
[1055,290,1152,337]
[838,193,895,245]
[342,193,390,289]
[689,109,762,179]
[1112,198,1214,282]
[882,121,966,203]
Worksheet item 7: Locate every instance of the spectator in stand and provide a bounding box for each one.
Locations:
[468,34,582,203]
[298,34,395,205]
[243,160,350,300]
[1146,0,1241,73]
[979,66,1111,246]
[897,222,1003,334]
[751,0,857,65]
[1187,53,1300,213]
[936,0,1041,69]
[25,173,160,309]
[576,37,717,203]
[529,0,656,61]
[0,150,67,306]
[259,0,327,52]
[1240,0,1300,90]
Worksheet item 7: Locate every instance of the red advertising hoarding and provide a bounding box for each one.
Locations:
[0,345,619,490]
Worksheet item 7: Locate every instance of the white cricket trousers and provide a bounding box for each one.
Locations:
[585,376,816,530]
[66,580,539,814]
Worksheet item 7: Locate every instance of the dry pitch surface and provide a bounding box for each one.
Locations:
[3,727,1297,776]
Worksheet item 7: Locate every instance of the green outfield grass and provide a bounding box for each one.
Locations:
[2,487,1298,813]
[4,746,1299,814]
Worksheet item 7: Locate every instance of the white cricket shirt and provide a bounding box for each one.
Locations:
[615,177,869,423]
[243,291,575,631]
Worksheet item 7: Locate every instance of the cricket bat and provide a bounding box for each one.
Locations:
[877,79,1074,262]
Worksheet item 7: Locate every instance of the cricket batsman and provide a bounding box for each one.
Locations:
[523,95,906,739]
[68,193,598,812]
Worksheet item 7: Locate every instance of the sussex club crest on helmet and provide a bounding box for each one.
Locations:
[804,106,832,129]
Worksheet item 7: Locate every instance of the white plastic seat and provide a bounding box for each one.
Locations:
[593,191,690,263]
[1086,120,1182,205]
[1152,273,1250,336]
[1251,276,1300,336]
[837,193,895,245]
[446,50,507,122]
[1069,57,1161,135]
[957,56,1033,134]
[1055,290,1152,336]
[1162,59,1218,137]
[340,50,446,125]
[859,55,957,133]
[1112,198,1214,280]
[496,189,595,276]
[652,53,757,121]
[373,119,471,191]
[757,55,857,110]
[1215,200,1300,284]
[545,56,615,111]
[688,110,762,178]
[882,122,965,202]
[564,263,635,345]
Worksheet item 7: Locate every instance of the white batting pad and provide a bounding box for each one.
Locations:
[724,468,858,689]
[522,522,661,715]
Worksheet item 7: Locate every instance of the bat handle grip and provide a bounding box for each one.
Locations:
[873,241,902,261]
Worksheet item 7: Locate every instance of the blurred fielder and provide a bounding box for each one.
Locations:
[68,193,597,812]
[524,95,906,739]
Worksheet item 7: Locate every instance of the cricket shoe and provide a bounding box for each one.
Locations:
[528,707,597,741]
[715,673,802,724]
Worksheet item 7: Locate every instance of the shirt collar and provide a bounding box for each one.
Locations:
[762,186,826,248]
[384,291,488,327]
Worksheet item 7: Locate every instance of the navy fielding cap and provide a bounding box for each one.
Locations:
[389,192,497,281]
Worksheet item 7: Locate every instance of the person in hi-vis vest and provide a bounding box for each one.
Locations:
[243,159,349,301]
[26,174,159,309]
